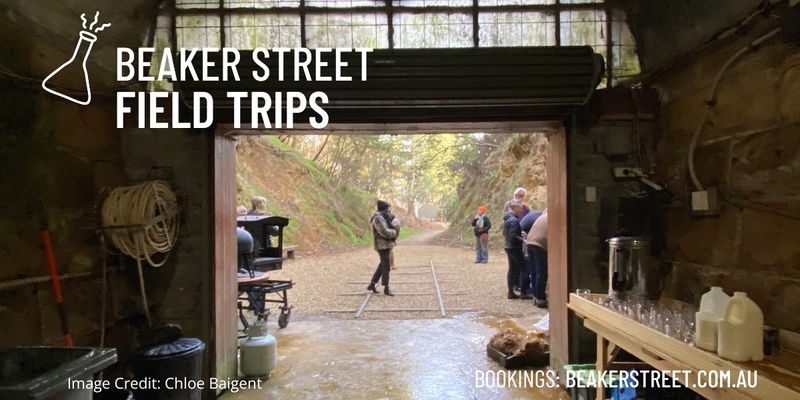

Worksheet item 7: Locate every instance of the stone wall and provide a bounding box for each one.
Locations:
[0,11,211,361]
[119,128,210,342]
[653,20,800,332]
[0,15,131,347]
[569,117,656,362]
[617,0,762,71]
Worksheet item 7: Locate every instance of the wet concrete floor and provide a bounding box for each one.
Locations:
[221,315,570,400]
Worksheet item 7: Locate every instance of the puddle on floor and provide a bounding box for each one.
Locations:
[223,317,568,400]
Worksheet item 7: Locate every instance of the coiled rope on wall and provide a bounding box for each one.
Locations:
[101,180,180,326]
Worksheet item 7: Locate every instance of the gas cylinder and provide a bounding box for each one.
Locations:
[240,321,277,378]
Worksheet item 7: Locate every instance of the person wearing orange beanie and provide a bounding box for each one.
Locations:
[472,206,492,263]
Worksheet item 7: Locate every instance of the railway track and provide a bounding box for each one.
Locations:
[326,259,476,317]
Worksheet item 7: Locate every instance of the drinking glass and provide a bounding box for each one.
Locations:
[576,288,591,298]
[682,325,695,346]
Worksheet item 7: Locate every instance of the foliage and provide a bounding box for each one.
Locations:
[236,131,547,251]
[283,133,484,217]
[237,135,441,252]
[441,133,549,247]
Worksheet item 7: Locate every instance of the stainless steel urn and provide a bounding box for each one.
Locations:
[607,236,663,300]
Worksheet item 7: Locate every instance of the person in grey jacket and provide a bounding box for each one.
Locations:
[368,200,398,296]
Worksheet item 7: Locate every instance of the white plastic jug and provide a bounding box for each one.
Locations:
[718,292,764,362]
[695,286,730,352]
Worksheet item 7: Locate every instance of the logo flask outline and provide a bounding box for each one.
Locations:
[42,30,97,105]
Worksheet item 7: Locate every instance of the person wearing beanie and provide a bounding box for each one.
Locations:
[471,206,491,263]
[368,200,398,296]
[377,200,390,211]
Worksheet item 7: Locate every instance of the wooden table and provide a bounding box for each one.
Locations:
[568,294,800,400]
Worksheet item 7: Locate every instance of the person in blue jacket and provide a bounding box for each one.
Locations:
[518,208,543,299]
[503,200,526,299]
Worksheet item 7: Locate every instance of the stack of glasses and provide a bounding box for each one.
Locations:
[577,291,696,345]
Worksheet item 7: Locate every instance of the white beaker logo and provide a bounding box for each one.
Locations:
[41,12,111,105]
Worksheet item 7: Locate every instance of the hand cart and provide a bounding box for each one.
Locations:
[236,215,294,335]
[238,275,294,334]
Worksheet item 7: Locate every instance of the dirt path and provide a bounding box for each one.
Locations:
[265,232,548,322]
[397,229,446,245]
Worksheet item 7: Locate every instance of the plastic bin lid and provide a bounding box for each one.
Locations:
[136,338,205,360]
[564,364,620,386]
[563,364,596,371]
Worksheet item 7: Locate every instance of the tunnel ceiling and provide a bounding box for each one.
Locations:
[0,0,770,86]
[612,0,766,72]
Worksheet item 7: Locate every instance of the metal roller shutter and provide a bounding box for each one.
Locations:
[178,46,604,125]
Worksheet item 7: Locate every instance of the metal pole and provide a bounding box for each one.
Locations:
[355,292,372,318]
[430,259,446,317]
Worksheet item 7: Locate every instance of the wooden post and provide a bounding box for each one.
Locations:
[547,124,570,372]
[597,334,609,400]
[210,129,238,391]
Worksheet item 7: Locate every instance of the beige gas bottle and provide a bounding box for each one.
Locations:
[694,286,730,352]
[717,292,764,362]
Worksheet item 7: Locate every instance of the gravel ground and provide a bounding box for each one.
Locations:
[263,233,549,322]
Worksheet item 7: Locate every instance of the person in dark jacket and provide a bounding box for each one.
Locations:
[503,187,531,218]
[367,200,399,296]
[503,200,526,299]
[471,206,491,263]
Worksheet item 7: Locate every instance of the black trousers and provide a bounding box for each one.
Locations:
[371,248,392,286]
[504,247,525,292]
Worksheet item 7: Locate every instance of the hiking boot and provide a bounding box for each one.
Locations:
[384,287,395,296]
[535,300,549,309]
[367,283,378,293]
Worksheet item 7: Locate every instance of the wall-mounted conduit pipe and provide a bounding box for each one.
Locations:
[687,27,782,191]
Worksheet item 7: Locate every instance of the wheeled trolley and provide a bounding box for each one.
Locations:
[238,278,294,333]
[236,215,294,335]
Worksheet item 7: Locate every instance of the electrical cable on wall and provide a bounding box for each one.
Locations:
[101,180,180,326]
[687,27,782,192]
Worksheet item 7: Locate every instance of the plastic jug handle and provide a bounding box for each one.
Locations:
[725,299,736,321]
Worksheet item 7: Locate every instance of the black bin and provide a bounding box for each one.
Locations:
[131,338,205,400]
[94,388,134,400]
